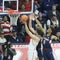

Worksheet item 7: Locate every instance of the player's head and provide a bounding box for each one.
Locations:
[47,28,52,34]
[35,24,44,37]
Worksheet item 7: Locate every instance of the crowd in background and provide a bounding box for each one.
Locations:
[1,0,60,12]
[0,0,31,11]
[0,0,60,60]
[0,0,60,43]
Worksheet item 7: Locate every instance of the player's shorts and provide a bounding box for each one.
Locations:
[43,49,54,60]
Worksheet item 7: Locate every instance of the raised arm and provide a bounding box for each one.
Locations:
[35,18,46,34]
[24,22,40,40]
[29,14,38,35]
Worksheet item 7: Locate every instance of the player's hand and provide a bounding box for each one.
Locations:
[22,21,26,24]
[51,35,58,40]
[29,13,35,20]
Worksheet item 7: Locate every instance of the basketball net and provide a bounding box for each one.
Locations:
[8,9,20,26]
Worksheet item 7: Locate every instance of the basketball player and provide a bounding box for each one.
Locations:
[43,28,55,60]
[35,15,46,60]
[32,14,57,60]
[21,14,45,60]
[36,19,57,60]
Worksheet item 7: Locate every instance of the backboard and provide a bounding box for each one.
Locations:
[3,0,18,12]
[0,0,34,14]
[0,0,34,25]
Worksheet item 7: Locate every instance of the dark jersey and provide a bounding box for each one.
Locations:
[36,40,41,51]
[43,36,51,49]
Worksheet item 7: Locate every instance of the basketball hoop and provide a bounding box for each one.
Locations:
[8,9,20,26]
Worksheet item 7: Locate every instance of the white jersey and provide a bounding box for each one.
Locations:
[28,39,39,60]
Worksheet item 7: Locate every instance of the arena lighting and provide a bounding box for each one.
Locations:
[0,0,34,15]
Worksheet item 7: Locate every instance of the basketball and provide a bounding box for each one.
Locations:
[20,15,28,22]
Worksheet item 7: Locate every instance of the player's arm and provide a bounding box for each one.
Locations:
[24,22,40,40]
[29,15,38,35]
[35,18,46,34]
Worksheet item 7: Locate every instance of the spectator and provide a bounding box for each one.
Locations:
[43,0,55,12]
[9,29,24,44]
[18,0,25,11]
[47,4,60,20]
[7,42,16,60]
[1,15,11,34]
[21,4,25,11]
[1,15,12,41]
[47,14,59,35]
[33,0,40,12]
[24,0,31,11]
[3,42,16,60]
